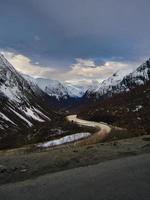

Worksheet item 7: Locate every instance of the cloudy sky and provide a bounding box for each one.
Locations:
[0,0,150,85]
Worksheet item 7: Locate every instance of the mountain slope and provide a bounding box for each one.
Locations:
[78,59,150,137]
[23,74,85,99]
[79,82,150,133]
[0,54,95,149]
[0,54,59,148]
[86,59,150,98]
[65,84,85,98]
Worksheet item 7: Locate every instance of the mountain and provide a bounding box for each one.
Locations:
[85,59,150,98]
[23,75,69,99]
[65,83,86,98]
[0,54,94,149]
[79,81,150,134]
[23,74,85,99]
[78,58,150,136]
[0,54,59,148]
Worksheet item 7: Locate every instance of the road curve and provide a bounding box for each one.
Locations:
[0,153,150,200]
[67,115,111,144]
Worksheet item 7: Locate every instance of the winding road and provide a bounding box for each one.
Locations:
[37,115,111,148]
[67,115,111,144]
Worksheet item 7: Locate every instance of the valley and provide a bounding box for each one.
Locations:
[0,54,150,150]
[1,1,150,199]
[0,54,150,186]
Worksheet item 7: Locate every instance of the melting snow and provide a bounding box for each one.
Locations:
[9,108,33,127]
[0,112,16,125]
[23,107,45,122]
[37,132,91,148]
[133,105,143,112]
[0,85,20,102]
[33,108,51,121]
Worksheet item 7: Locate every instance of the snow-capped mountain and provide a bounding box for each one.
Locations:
[79,59,150,134]
[86,69,132,97]
[0,54,53,136]
[64,84,86,98]
[36,78,69,99]
[0,54,90,149]
[23,74,85,99]
[86,59,150,98]
[23,75,69,99]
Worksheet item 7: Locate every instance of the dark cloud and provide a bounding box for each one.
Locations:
[0,0,150,69]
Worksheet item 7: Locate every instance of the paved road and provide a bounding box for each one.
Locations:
[0,153,150,200]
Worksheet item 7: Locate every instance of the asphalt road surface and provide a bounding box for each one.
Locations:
[0,153,150,200]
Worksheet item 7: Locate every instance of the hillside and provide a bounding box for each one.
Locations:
[0,54,93,149]
[78,59,150,137]
[79,82,150,138]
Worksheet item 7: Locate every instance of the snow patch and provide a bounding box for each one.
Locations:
[23,107,45,122]
[37,132,91,148]
[0,112,16,125]
[133,105,143,112]
[9,108,33,127]
[33,108,51,121]
[0,85,20,102]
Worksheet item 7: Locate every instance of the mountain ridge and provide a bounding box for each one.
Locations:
[85,58,150,98]
[23,74,85,99]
